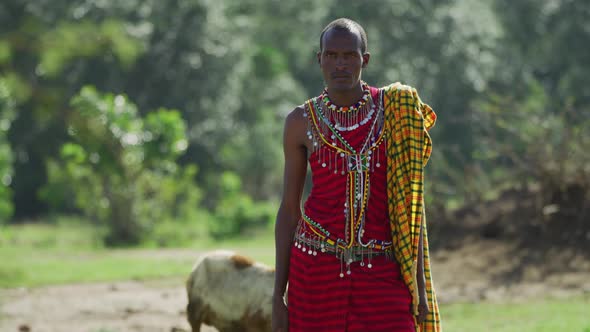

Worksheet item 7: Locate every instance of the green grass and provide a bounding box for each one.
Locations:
[2,221,590,332]
[442,297,590,332]
[0,219,275,288]
[0,216,105,250]
[0,247,195,288]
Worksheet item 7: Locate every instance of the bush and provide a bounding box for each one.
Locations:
[472,79,590,204]
[40,86,201,246]
[146,210,213,248]
[209,172,277,239]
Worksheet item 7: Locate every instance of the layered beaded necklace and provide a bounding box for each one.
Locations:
[297,82,392,277]
[319,81,376,132]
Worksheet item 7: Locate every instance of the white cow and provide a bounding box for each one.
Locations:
[186,250,275,332]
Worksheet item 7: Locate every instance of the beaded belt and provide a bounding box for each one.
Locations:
[293,230,393,259]
[293,225,395,277]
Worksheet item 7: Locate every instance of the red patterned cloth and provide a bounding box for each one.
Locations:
[287,87,415,331]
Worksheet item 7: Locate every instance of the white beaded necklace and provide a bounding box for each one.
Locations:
[320,85,378,133]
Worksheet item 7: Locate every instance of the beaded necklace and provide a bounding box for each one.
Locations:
[319,81,376,132]
[320,81,370,112]
[297,85,393,277]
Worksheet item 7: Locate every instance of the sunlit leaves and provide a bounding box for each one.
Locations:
[45,86,194,245]
[39,20,143,77]
[0,41,11,65]
[144,109,188,162]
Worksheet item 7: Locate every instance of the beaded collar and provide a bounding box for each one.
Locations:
[320,81,371,113]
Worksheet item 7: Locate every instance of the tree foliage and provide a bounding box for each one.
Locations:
[0,0,588,242]
[40,87,195,245]
[0,78,15,222]
[468,0,590,203]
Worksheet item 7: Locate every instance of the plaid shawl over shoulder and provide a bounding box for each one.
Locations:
[383,83,441,332]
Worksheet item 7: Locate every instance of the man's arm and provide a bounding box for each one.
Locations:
[417,206,429,323]
[417,217,426,294]
[273,107,308,302]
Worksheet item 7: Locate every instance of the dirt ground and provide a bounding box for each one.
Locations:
[1,187,589,332]
[1,242,589,332]
[0,278,199,332]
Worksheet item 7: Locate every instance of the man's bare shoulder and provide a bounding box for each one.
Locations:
[284,104,308,131]
[283,104,309,151]
[285,104,306,122]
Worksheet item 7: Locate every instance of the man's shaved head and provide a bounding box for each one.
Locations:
[320,18,368,53]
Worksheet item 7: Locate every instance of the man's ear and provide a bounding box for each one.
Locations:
[317,51,322,66]
[362,52,371,68]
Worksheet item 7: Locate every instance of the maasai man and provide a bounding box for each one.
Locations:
[273,18,441,332]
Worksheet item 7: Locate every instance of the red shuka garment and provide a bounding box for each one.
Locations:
[287,87,415,332]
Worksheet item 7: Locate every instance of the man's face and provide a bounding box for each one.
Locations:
[317,28,369,92]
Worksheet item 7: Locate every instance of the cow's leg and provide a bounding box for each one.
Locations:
[186,297,204,332]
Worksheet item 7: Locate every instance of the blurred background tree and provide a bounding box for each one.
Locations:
[39,86,195,245]
[0,0,587,245]
[0,77,16,222]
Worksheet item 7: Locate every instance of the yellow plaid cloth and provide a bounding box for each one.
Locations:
[383,83,441,332]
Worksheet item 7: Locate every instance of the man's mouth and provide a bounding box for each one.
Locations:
[331,72,351,79]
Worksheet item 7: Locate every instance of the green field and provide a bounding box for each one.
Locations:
[443,298,590,332]
[0,220,275,288]
[1,222,589,332]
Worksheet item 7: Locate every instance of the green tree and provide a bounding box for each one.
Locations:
[471,0,590,195]
[0,78,16,222]
[1,0,144,219]
[41,86,196,245]
[2,0,587,232]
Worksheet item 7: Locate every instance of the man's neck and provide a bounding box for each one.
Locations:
[326,83,364,106]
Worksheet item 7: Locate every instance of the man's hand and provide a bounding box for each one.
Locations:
[272,295,288,332]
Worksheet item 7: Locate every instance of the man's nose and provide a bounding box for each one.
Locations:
[335,56,347,68]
